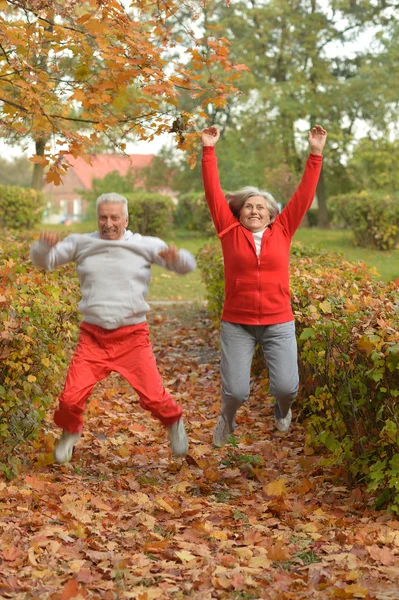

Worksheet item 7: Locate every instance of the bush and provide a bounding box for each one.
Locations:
[126,191,174,236]
[329,191,399,250]
[197,241,399,511]
[0,231,79,477]
[174,192,214,234]
[306,208,319,228]
[196,243,225,320]
[0,185,44,229]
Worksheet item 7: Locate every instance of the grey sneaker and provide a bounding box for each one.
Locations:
[213,415,233,448]
[168,418,188,457]
[275,409,292,432]
[54,430,81,464]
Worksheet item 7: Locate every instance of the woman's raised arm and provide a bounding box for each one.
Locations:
[201,126,236,234]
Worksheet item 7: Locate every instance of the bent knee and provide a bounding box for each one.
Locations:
[222,387,250,404]
[274,386,298,401]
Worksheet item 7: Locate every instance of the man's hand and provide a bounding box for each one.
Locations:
[158,243,178,265]
[201,126,220,147]
[308,124,327,155]
[39,231,61,247]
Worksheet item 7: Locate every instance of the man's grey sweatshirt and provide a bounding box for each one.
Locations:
[30,230,196,330]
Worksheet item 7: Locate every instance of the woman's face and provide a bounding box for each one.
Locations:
[239,196,270,232]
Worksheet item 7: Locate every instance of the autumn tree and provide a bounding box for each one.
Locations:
[0,0,242,189]
[184,0,399,226]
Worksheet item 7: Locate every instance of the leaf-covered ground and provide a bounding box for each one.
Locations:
[1,305,399,600]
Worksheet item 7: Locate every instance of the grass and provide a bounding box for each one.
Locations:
[37,223,398,303]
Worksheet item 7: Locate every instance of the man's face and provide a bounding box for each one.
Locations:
[97,202,128,240]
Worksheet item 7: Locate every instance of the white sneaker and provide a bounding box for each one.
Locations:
[168,419,188,457]
[275,409,292,432]
[213,416,233,448]
[54,430,81,464]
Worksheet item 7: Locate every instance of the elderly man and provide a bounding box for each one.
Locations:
[30,193,195,464]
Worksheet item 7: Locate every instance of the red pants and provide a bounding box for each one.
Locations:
[54,322,182,434]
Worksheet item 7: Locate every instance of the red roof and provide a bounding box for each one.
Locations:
[65,153,154,190]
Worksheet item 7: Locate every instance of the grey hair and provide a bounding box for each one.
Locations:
[96,193,128,216]
[226,186,280,222]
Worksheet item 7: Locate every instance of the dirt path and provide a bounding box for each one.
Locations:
[0,305,398,599]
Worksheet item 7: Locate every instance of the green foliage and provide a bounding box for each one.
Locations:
[80,170,136,219]
[0,156,33,188]
[196,243,225,321]
[0,231,79,477]
[174,192,214,234]
[0,185,44,229]
[126,191,174,237]
[348,137,399,194]
[197,241,399,511]
[329,191,399,250]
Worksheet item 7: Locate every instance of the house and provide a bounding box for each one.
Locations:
[42,153,154,223]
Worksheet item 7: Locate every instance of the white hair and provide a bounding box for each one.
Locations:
[226,186,280,222]
[96,193,128,216]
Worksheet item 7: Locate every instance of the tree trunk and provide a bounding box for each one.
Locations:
[316,168,329,228]
[31,138,46,190]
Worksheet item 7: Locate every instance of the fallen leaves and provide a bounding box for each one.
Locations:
[368,544,396,566]
[0,305,398,598]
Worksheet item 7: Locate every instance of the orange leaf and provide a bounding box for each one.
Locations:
[60,578,87,600]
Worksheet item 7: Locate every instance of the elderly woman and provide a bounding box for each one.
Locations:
[201,125,327,446]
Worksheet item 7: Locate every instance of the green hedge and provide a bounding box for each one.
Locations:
[0,231,79,477]
[197,242,399,512]
[0,185,44,229]
[174,192,214,234]
[126,191,174,236]
[329,191,399,250]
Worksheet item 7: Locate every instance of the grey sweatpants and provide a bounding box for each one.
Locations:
[220,320,299,428]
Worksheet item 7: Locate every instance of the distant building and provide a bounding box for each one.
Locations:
[42,153,154,223]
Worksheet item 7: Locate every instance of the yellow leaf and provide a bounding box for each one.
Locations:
[234,547,253,560]
[248,556,272,569]
[155,497,174,513]
[41,358,50,367]
[319,300,332,313]
[345,584,369,598]
[264,478,287,497]
[175,550,196,562]
[210,530,228,541]
[34,453,54,467]
[172,481,193,493]
[117,444,130,457]
[27,375,36,383]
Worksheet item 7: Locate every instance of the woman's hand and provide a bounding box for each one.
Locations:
[158,243,178,265]
[39,231,61,247]
[308,125,327,155]
[201,126,220,147]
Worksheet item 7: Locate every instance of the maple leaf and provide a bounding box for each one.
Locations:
[264,477,287,496]
[59,578,87,600]
[175,550,196,563]
[368,544,395,566]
